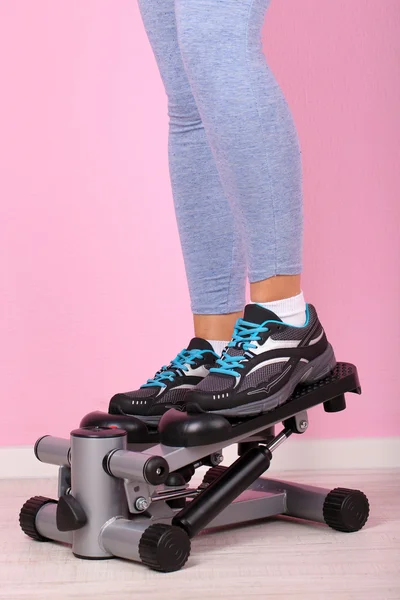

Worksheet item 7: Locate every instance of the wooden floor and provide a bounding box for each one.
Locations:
[1,469,399,600]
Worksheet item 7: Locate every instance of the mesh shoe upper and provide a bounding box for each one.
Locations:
[184,303,330,412]
[109,337,218,418]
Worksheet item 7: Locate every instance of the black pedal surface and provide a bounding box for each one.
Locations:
[158,362,361,448]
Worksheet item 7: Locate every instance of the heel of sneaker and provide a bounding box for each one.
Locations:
[301,344,337,384]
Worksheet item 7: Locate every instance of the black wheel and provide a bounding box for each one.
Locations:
[19,496,58,541]
[139,523,191,572]
[323,487,370,532]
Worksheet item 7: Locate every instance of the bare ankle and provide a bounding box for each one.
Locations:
[250,274,301,303]
[193,311,243,341]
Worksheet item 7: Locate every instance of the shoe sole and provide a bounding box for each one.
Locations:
[208,344,337,418]
[109,411,162,427]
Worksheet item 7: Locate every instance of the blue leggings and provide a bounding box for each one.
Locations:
[138,0,303,314]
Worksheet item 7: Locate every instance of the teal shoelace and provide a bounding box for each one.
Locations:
[209,319,269,378]
[141,348,216,388]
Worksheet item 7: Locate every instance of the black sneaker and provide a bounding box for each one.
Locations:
[108,338,219,425]
[183,303,337,417]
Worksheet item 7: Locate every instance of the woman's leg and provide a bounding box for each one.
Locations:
[110,0,249,421]
[175,0,303,300]
[137,0,246,341]
[174,0,337,416]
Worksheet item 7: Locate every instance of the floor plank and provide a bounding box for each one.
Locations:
[1,469,399,600]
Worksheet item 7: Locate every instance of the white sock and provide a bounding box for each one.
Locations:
[253,291,307,326]
[207,340,230,356]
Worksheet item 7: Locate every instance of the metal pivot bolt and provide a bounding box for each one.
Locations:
[299,420,308,431]
[135,497,150,512]
[201,452,224,468]
[210,453,223,466]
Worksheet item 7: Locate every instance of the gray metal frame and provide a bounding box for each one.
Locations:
[31,412,334,568]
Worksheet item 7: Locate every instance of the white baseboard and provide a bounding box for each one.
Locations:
[1,437,399,479]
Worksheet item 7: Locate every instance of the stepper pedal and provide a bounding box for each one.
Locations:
[158,362,361,447]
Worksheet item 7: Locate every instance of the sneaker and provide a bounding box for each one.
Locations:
[183,303,337,417]
[108,338,219,424]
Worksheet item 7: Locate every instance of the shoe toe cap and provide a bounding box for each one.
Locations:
[109,392,156,416]
[183,389,221,412]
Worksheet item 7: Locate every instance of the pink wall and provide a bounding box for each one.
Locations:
[1,1,399,446]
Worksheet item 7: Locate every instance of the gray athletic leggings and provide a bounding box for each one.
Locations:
[138,0,303,314]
